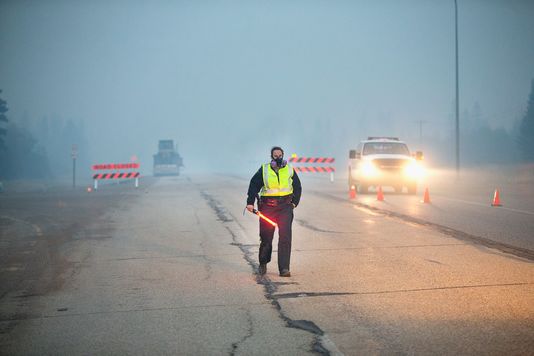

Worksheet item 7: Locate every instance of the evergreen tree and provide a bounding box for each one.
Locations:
[0,94,51,179]
[518,79,534,161]
[0,90,8,150]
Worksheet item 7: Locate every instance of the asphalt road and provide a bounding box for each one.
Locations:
[326,165,534,253]
[1,173,533,355]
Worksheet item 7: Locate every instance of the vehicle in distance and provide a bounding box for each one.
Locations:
[348,137,424,194]
[153,139,183,176]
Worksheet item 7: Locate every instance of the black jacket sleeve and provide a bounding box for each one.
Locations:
[246,167,263,206]
[291,171,302,207]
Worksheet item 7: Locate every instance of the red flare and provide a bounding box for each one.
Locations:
[253,209,277,227]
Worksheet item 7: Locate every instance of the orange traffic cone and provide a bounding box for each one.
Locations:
[349,185,356,199]
[422,187,431,204]
[491,189,502,207]
[376,186,384,201]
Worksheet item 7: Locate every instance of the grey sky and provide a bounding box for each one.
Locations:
[1,0,533,172]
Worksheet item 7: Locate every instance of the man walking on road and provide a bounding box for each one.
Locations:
[246,146,302,277]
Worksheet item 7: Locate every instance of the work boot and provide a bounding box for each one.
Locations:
[258,263,267,275]
[279,269,291,277]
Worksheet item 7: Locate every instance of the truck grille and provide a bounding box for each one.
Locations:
[373,159,408,170]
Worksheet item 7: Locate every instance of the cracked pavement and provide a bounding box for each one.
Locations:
[1,177,316,355]
[1,174,533,355]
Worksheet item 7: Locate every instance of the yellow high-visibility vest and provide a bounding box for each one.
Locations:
[260,163,294,197]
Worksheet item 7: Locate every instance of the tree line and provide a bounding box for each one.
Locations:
[312,79,534,166]
[1,80,534,180]
[518,79,534,162]
[0,90,89,180]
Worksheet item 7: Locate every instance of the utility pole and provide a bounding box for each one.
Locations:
[454,0,460,176]
[415,120,428,143]
[72,144,78,188]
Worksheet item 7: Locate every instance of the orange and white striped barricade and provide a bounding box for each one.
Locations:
[91,163,140,190]
[288,157,336,182]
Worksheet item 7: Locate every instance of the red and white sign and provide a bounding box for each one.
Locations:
[293,166,335,173]
[289,156,336,181]
[93,172,140,179]
[91,162,141,190]
[289,157,335,163]
[92,163,140,170]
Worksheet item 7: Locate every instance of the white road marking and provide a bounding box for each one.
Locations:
[352,205,381,216]
[433,196,534,216]
[1,265,24,272]
[0,215,43,236]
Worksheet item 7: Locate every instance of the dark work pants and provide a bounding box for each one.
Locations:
[258,199,294,272]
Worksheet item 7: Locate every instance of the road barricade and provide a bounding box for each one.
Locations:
[289,157,335,182]
[91,163,140,190]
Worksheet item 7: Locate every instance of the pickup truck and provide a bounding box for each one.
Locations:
[348,137,424,194]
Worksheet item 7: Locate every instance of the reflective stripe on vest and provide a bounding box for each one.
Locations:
[260,163,294,196]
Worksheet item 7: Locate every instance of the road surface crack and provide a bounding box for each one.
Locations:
[199,190,337,355]
[230,308,254,356]
[194,209,214,281]
[272,282,533,299]
[296,219,352,234]
[200,191,233,222]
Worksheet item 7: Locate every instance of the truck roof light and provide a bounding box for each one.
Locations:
[367,137,399,141]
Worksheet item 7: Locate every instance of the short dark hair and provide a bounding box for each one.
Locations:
[270,146,284,158]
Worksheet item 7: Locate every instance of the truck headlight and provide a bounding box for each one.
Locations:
[362,161,378,177]
[404,162,424,178]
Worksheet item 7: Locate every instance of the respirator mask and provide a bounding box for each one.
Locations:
[270,156,287,168]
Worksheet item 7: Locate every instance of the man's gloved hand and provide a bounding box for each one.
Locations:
[246,204,254,213]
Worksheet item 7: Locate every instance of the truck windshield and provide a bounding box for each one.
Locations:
[363,142,410,156]
[159,140,174,150]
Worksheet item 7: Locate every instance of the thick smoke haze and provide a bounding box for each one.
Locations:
[1,0,533,177]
